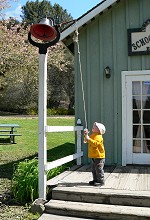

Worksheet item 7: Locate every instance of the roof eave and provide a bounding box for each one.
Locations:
[60,0,119,42]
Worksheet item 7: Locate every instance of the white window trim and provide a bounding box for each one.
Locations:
[122,70,150,166]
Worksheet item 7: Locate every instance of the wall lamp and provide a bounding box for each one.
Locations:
[104,66,111,78]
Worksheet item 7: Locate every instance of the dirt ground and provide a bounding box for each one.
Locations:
[0,191,39,220]
[0,203,30,220]
[0,179,37,220]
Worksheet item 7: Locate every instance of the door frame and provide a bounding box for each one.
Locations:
[122,70,150,166]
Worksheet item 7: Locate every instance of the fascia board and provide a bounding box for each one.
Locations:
[60,0,118,41]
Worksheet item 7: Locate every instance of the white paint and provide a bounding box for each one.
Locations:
[37,53,84,200]
[76,130,82,165]
[46,125,83,132]
[122,70,150,166]
[45,152,83,171]
[38,53,47,199]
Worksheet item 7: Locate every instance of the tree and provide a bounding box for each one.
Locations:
[51,3,72,25]
[47,43,74,111]
[6,17,20,28]
[21,0,73,27]
[21,0,53,26]
[0,0,74,114]
[0,0,9,17]
[0,19,74,113]
[0,0,16,18]
[0,20,39,112]
[20,0,74,112]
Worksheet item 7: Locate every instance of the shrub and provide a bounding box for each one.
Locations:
[11,158,75,203]
[47,161,74,180]
[26,106,38,115]
[12,158,38,204]
[47,107,74,116]
[47,108,58,116]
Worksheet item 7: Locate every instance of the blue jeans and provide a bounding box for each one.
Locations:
[92,158,105,183]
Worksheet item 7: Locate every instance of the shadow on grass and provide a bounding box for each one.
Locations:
[0,142,75,180]
[0,138,11,144]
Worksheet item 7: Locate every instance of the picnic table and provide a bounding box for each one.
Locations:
[0,124,21,144]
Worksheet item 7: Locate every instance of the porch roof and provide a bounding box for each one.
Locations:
[60,0,120,53]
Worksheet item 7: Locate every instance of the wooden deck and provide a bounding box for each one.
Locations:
[47,165,150,191]
[44,165,150,219]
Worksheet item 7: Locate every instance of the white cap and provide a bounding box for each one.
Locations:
[95,122,106,134]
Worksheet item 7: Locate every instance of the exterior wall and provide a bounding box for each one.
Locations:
[75,0,150,165]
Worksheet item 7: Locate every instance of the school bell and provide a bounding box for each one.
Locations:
[30,17,59,42]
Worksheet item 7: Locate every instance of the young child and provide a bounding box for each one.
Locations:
[84,122,106,186]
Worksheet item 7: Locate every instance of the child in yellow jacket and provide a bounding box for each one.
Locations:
[84,122,106,186]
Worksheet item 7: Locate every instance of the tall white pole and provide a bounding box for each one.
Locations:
[38,53,47,199]
[28,24,60,200]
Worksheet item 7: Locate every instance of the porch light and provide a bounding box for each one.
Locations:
[104,66,111,78]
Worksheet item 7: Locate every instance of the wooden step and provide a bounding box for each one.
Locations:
[38,213,94,220]
[45,199,150,220]
[52,186,150,207]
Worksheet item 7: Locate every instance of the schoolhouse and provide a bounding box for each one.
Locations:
[61,0,150,166]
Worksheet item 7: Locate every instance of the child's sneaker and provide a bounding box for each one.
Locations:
[93,181,105,187]
[89,180,96,185]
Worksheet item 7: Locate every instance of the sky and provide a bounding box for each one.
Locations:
[4,0,103,21]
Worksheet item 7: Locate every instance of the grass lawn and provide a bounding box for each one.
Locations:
[0,116,75,220]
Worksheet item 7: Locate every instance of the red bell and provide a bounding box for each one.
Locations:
[30,18,58,41]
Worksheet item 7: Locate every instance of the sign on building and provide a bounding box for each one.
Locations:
[128,19,150,56]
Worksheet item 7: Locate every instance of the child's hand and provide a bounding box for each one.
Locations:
[84,128,89,134]
[84,134,90,141]
[84,128,90,142]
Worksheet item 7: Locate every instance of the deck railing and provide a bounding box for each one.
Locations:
[39,122,83,199]
[45,125,84,170]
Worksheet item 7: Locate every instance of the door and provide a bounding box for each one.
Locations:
[122,71,150,165]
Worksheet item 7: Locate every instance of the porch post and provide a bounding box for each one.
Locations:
[76,119,82,165]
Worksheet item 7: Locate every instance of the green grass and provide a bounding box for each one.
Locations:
[0,116,75,194]
[0,116,75,219]
[0,117,75,165]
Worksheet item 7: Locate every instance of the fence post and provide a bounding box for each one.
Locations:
[76,119,82,165]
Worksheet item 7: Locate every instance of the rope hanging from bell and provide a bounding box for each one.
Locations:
[73,24,88,130]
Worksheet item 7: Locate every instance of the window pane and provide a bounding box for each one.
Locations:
[133,110,141,123]
[133,96,141,109]
[142,96,150,109]
[143,140,150,153]
[133,140,141,153]
[142,82,150,95]
[143,110,150,124]
[133,125,141,138]
[143,125,150,138]
[132,82,140,95]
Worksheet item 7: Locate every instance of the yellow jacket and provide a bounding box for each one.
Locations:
[88,132,105,158]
